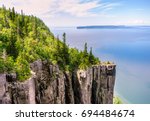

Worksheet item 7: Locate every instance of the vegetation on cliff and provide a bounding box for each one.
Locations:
[113,96,123,104]
[0,6,99,81]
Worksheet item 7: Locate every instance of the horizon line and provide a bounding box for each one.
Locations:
[50,25,150,28]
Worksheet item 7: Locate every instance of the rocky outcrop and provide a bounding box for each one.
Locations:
[74,64,116,104]
[30,60,65,104]
[0,73,29,104]
[0,60,116,104]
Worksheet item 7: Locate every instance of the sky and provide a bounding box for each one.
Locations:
[0,0,150,27]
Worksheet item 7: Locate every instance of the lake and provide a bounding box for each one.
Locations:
[51,27,150,104]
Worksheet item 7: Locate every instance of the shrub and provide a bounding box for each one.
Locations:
[113,96,123,104]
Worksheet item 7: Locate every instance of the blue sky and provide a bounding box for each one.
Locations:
[0,0,150,27]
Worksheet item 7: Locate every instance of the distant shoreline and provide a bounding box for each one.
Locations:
[77,25,150,29]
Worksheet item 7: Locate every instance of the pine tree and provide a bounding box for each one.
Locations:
[24,17,29,35]
[83,42,88,56]
[33,17,38,39]
[56,35,60,51]
[89,47,94,64]
[12,7,15,21]
[9,8,12,20]
[63,33,66,45]
[56,35,60,61]
[17,17,21,37]
[2,5,9,28]
[62,33,69,68]
[20,10,24,27]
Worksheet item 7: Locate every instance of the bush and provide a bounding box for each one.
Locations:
[113,96,123,104]
[0,58,5,73]
[5,56,15,73]
[0,56,15,73]
[15,55,31,81]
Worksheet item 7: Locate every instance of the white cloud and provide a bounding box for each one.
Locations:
[0,0,121,26]
[57,0,100,17]
[0,0,55,15]
[0,0,119,17]
[100,2,121,12]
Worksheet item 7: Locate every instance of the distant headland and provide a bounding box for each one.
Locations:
[77,25,150,29]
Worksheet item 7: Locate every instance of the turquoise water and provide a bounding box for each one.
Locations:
[51,27,150,104]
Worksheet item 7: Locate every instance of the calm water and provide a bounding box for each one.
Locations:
[51,27,150,104]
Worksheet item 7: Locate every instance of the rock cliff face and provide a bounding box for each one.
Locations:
[0,60,116,104]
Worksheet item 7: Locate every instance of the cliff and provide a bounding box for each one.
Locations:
[0,60,116,104]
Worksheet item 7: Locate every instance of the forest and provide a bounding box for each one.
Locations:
[0,6,100,81]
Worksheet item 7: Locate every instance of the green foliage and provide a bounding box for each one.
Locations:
[62,33,70,69]
[113,96,123,104]
[83,42,88,55]
[0,58,5,73]
[0,6,100,81]
[78,43,99,70]
[0,55,15,73]
[4,56,15,73]
[15,54,31,81]
[69,48,80,71]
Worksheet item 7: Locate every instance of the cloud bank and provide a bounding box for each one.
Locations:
[0,0,119,17]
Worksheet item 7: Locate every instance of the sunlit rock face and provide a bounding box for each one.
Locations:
[76,64,116,104]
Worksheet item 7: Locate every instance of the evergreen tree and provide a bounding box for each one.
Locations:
[89,47,94,64]
[62,33,70,69]
[33,17,38,39]
[0,6,100,80]
[63,33,66,45]
[12,7,15,21]
[24,17,29,35]
[20,10,24,27]
[9,8,12,20]
[2,5,9,28]
[83,42,88,56]
[9,29,17,57]
[17,16,21,37]
[56,35,61,63]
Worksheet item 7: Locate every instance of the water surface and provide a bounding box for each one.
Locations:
[51,27,150,104]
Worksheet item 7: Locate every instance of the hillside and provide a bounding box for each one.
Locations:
[0,6,116,104]
[0,6,99,81]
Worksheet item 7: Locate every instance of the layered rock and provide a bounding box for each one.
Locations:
[0,60,116,104]
[75,64,116,104]
[0,73,29,104]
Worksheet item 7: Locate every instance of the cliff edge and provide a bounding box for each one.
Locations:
[0,60,116,104]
